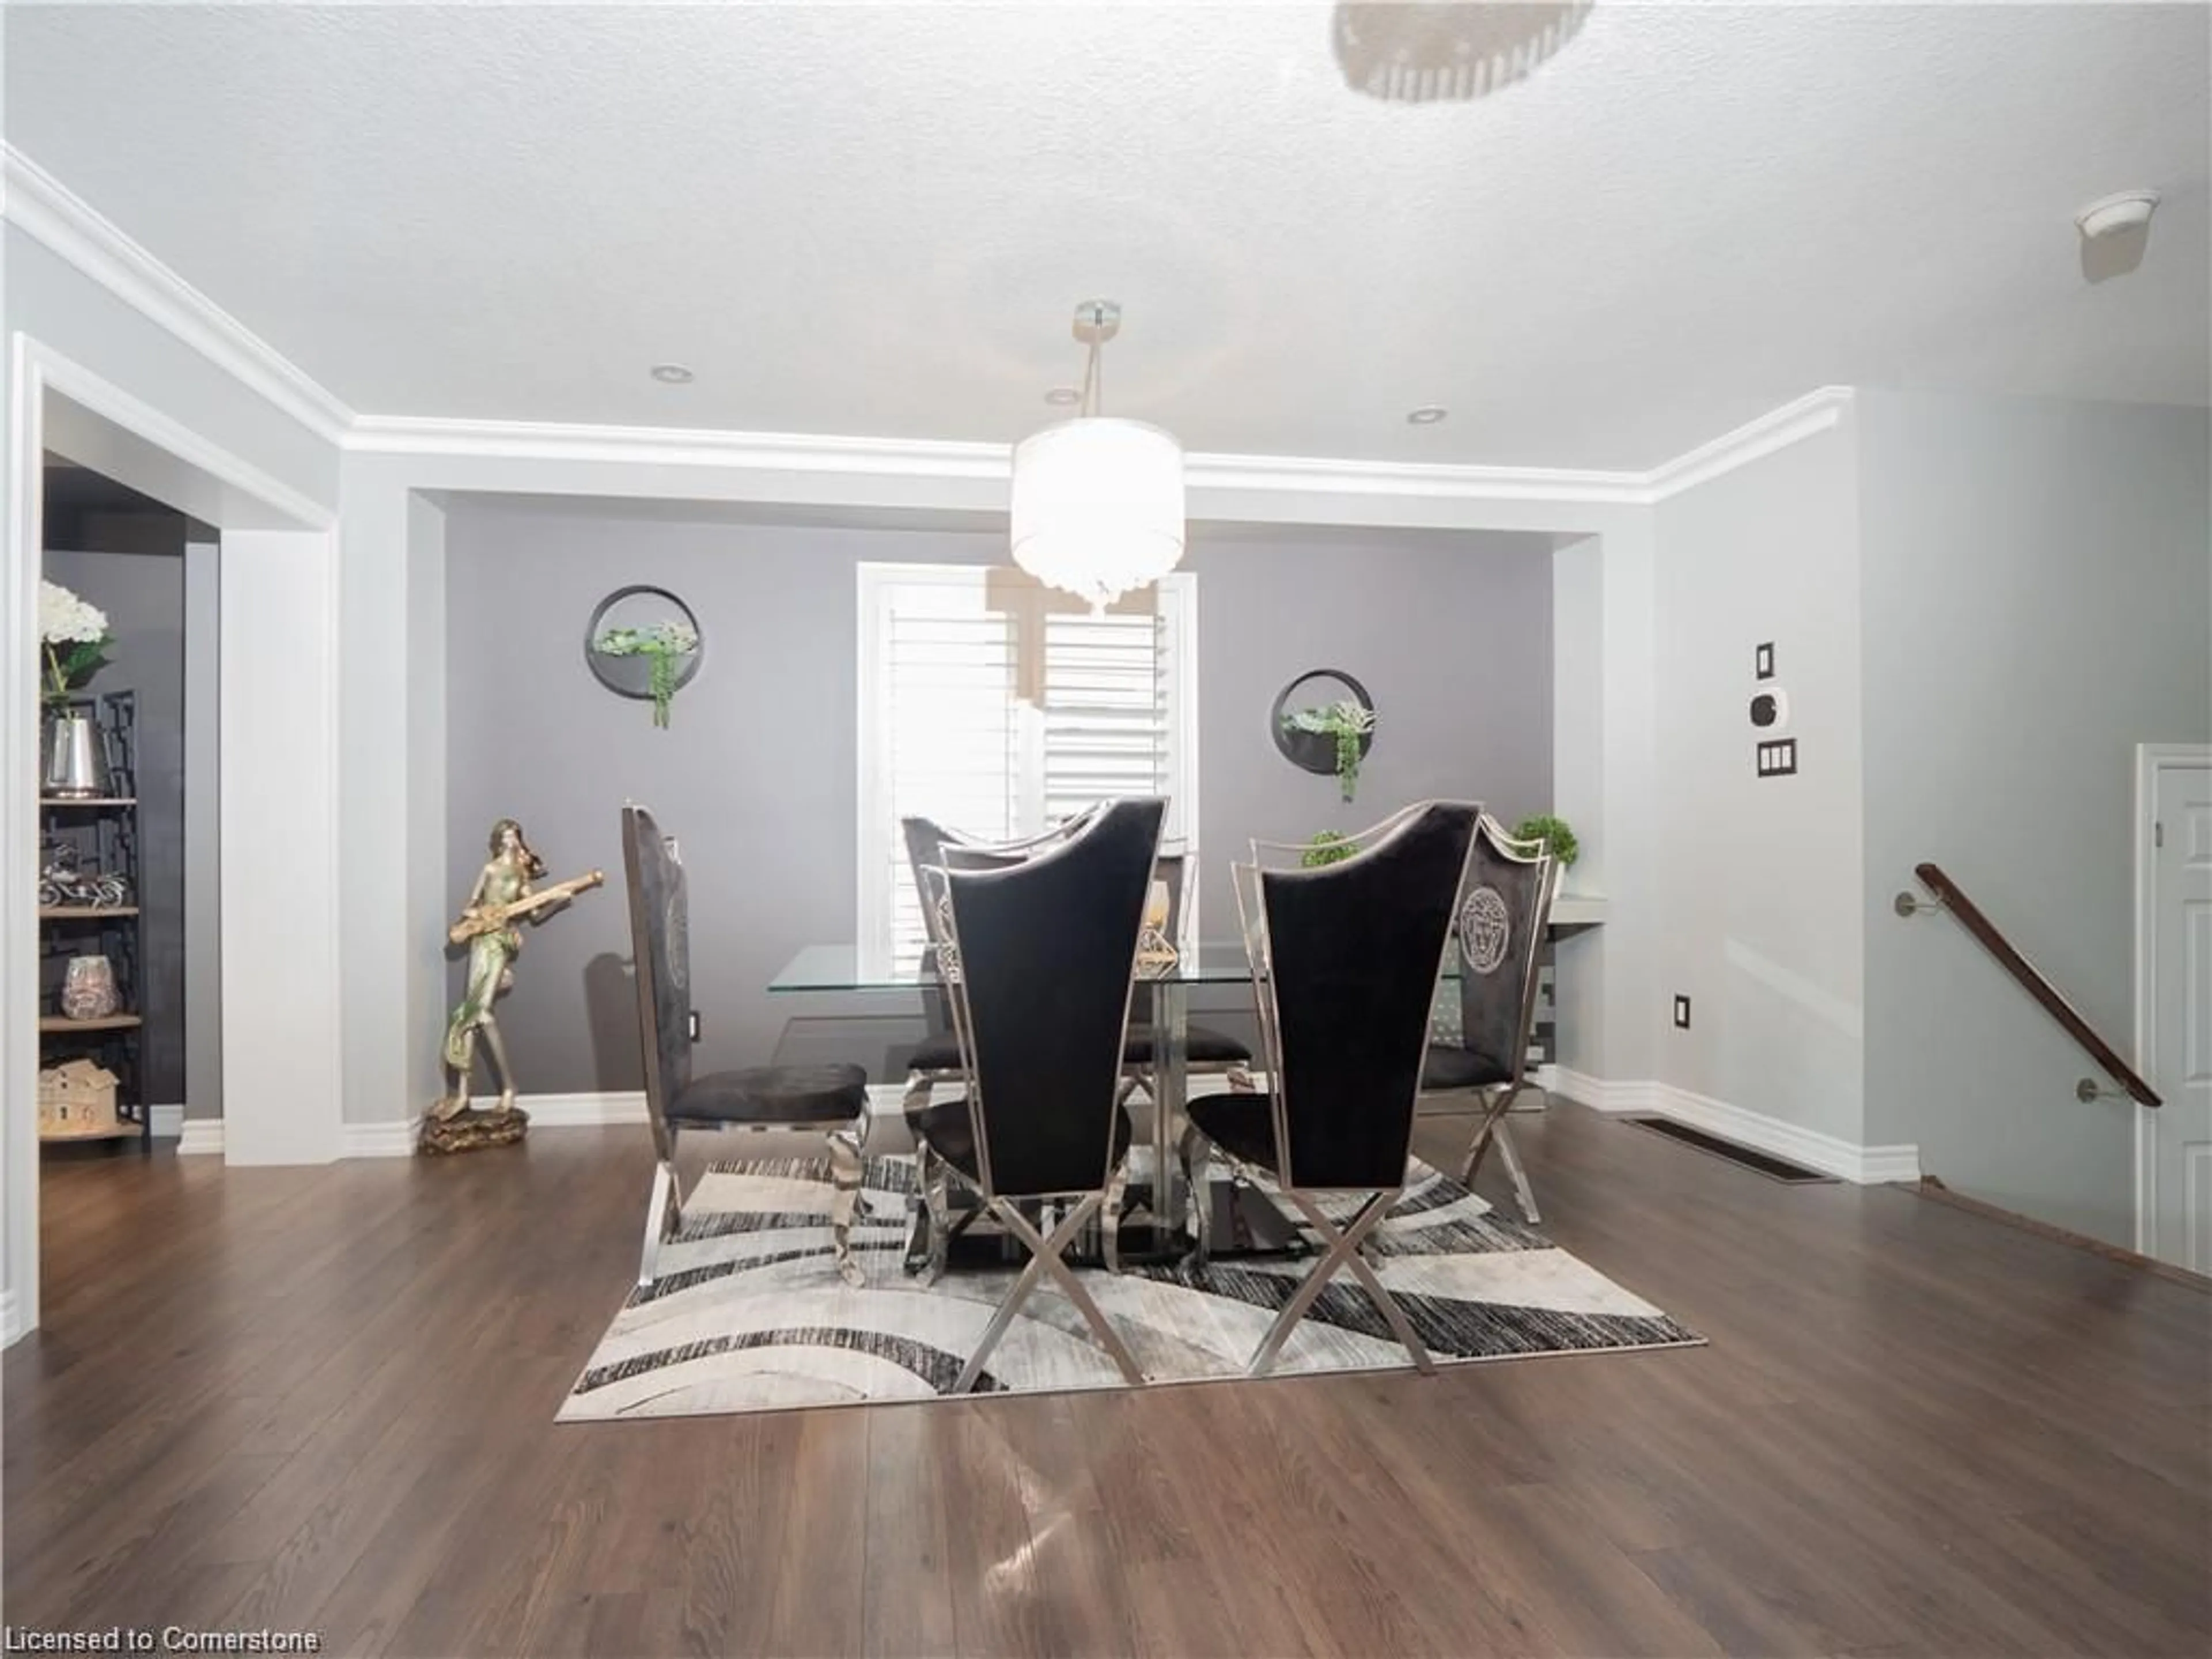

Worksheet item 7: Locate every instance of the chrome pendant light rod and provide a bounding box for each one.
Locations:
[1071,299,1120,418]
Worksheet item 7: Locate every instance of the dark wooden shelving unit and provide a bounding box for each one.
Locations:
[38,691,149,1152]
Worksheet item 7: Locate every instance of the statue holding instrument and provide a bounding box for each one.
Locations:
[421,817,604,1154]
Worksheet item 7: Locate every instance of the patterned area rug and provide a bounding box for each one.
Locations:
[560,1152,1702,1421]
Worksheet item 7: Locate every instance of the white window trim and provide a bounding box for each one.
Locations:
[856,564,1199,972]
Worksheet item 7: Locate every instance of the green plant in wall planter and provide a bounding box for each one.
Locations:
[1512,813,1579,869]
[1281,699,1377,801]
[593,620,699,728]
[1301,830,1357,868]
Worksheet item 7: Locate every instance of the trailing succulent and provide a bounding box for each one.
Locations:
[593,620,699,728]
[1281,698,1376,801]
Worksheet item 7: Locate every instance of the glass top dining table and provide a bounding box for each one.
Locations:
[767,941,1264,993]
[768,940,1291,1262]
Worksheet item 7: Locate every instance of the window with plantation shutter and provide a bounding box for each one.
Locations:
[857,564,1196,974]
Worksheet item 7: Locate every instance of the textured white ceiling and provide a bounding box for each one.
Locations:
[5,2,2206,469]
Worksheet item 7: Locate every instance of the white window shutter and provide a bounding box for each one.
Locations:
[859,567,1198,972]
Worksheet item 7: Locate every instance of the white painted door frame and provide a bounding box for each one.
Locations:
[6,336,343,1343]
[2134,741,2212,1258]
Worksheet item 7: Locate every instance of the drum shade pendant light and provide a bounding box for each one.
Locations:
[1010,300,1185,612]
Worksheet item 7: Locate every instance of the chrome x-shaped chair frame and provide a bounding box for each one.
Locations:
[1183,801,1480,1377]
[907,798,1161,1392]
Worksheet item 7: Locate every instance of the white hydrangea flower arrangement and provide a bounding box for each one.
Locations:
[38,580,113,709]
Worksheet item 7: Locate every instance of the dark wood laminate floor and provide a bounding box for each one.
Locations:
[6,1102,2208,1658]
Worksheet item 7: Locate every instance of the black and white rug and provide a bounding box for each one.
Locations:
[561,1146,1701,1421]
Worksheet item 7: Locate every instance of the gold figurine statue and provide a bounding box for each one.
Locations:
[421,819,604,1154]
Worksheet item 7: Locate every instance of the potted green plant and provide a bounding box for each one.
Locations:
[1301,830,1357,868]
[1512,813,1579,869]
[1280,699,1377,801]
[592,619,699,728]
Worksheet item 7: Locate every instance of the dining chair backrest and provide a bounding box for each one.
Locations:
[1235,800,1480,1191]
[621,802,692,1164]
[1452,816,1559,1089]
[934,796,1166,1197]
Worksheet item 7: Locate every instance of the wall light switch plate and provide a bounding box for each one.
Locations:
[1673,995,1692,1030]
[1756,738,1798,777]
[687,1011,702,1042]
[1755,642,1775,680]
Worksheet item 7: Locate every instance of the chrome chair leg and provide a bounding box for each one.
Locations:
[1284,1191,1434,1375]
[1102,1161,1130,1275]
[827,1123,866,1288]
[1178,1119,1213,1267]
[1458,1084,1521,1183]
[637,1156,684,1289]
[1494,1120,1540,1225]
[1247,1191,1431,1377]
[954,1195,1142,1393]
[911,1139,956,1286]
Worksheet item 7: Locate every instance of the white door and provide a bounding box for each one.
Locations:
[2142,753,2212,1272]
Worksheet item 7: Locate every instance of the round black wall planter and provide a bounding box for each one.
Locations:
[1271,668,1376,775]
[584,585,705,701]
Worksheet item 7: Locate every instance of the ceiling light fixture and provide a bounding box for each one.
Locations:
[1043,387,1082,406]
[1333,1,1593,104]
[1407,406,1449,425]
[1010,300,1185,612]
[649,363,694,384]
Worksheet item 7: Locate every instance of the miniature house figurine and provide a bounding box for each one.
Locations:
[39,1058,120,1138]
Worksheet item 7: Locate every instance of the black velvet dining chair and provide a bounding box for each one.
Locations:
[910,796,1165,1392]
[1419,815,1559,1223]
[1181,799,1480,1377]
[622,804,872,1288]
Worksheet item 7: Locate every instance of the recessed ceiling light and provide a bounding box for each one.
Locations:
[650,363,694,384]
[1044,387,1082,407]
[1407,406,1449,425]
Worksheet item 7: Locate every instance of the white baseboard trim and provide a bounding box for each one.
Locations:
[1,1290,20,1347]
[340,1120,418,1159]
[1561,1074,1921,1185]
[487,1091,647,1127]
[150,1103,185,1139]
[339,1092,649,1159]
[176,1118,225,1156]
[1552,1069,1664,1116]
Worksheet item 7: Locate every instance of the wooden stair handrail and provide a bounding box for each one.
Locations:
[1914,862,2161,1109]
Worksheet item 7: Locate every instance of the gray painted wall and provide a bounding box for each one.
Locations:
[45,527,188,1108]
[442,502,1554,1096]
[1858,391,2211,1244]
[1652,418,1866,1143]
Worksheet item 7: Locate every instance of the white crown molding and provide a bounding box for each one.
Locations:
[1643,385,1854,501]
[176,1117,225,1157]
[343,415,1012,479]
[7,142,1843,507]
[345,417,1659,506]
[2,143,355,445]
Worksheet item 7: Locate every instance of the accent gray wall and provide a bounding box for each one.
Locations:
[442,502,1554,1096]
[1652,416,1866,1144]
[1858,391,2211,1244]
[44,527,188,1109]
